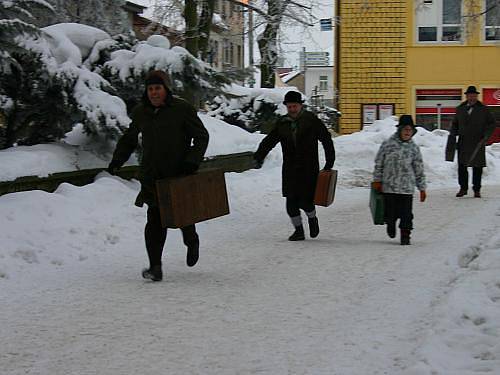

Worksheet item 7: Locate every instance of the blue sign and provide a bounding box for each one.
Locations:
[320,18,332,31]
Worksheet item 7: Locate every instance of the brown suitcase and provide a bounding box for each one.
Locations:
[314,169,338,207]
[156,169,230,228]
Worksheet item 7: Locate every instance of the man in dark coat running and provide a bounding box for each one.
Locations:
[108,70,209,281]
[254,91,335,241]
[447,85,495,198]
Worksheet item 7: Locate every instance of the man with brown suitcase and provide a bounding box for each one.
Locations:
[254,91,335,241]
[107,70,209,281]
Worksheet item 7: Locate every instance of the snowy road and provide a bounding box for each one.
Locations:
[1,176,500,375]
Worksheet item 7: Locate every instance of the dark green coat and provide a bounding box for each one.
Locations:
[448,101,495,167]
[111,97,209,206]
[254,110,335,200]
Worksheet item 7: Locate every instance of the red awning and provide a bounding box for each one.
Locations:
[416,107,456,114]
[416,89,462,96]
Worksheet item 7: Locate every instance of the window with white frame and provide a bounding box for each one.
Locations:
[319,76,328,91]
[485,0,500,41]
[416,0,462,42]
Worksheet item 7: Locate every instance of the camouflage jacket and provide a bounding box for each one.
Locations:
[373,133,426,194]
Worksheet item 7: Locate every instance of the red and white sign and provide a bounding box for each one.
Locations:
[483,88,500,106]
[416,89,462,96]
[416,107,456,114]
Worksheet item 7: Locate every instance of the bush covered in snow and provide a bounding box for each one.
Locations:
[0,10,236,149]
[207,85,292,132]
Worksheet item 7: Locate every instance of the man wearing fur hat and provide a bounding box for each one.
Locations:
[253,90,335,241]
[372,115,427,245]
[447,85,495,198]
[108,70,209,281]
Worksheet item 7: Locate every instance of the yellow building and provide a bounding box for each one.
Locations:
[335,0,500,134]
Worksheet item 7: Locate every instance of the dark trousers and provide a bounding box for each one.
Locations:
[286,196,315,218]
[145,205,198,267]
[383,193,413,230]
[458,164,483,192]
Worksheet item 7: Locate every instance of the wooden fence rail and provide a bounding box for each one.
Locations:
[0,151,255,196]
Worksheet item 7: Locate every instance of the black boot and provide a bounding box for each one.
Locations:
[400,229,411,245]
[288,225,305,241]
[386,221,396,238]
[308,217,319,238]
[142,265,163,281]
[456,188,467,197]
[186,240,199,267]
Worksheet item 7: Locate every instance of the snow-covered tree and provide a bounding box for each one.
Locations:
[33,0,131,36]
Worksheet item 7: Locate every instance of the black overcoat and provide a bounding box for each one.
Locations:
[254,110,335,200]
[110,96,209,206]
[447,101,495,167]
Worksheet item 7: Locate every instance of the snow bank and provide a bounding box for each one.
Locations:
[335,117,500,188]
[0,115,263,181]
[408,228,500,374]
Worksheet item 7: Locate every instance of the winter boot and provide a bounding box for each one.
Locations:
[474,190,481,198]
[386,221,396,239]
[186,240,199,267]
[142,265,163,281]
[400,229,411,245]
[288,225,305,241]
[308,217,320,238]
[456,188,468,197]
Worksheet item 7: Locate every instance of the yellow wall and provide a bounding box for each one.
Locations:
[337,0,500,134]
[337,0,408,134]
[405,0,500,115]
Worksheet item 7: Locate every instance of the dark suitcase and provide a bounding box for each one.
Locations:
[370,187,385,225]
[314,169,338,207]
[156,169,230,228]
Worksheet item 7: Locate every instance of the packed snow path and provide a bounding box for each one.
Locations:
[1,176,500,374]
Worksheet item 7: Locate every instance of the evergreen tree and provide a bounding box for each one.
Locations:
[0,0,79,148]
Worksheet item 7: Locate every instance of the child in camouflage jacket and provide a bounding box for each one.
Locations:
[372,115,427,245]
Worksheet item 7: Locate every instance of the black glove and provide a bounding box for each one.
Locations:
[253,158,263,169]
[323,163,333,171]
[182,161,199,175]
[107,160,121,175]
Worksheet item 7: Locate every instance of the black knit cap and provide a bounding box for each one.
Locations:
[145,75,165,87]
[283,90,304,105]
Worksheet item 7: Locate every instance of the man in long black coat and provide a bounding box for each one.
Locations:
[254,91,335,241]
[108,70,209,281]
[447,85,495,198]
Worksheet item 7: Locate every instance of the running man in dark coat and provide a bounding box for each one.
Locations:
[254,91,335,241]
[107,70,209,281]
[447,85,495,198]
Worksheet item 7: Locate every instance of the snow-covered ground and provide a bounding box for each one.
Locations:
[1,117,500,374]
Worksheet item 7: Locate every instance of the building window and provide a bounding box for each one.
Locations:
[209,40,219,67]
[415,89,462,130]
[319,75,328,91]
[416,0,462,42]
[223,39,230,64]
[230,43,234,66]
[237,45,242,68]
[485,0,500,41]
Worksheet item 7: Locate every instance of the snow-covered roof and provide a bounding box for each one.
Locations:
[281,70,302,83]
